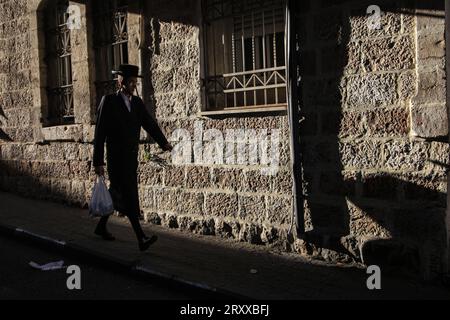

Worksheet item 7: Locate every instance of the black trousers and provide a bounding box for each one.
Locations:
[97,146,146,241]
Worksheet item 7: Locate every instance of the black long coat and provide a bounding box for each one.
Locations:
[93,92,169,218]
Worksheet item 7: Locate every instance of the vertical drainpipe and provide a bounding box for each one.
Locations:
[445,0,450,276]
[286,0,305,238]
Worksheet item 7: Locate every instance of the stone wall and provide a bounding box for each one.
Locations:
[139,0,293,248]
[0,0,448,279]
[296,0,448,278]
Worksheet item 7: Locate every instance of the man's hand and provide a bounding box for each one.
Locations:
[95,166,105,176]
[162,143,173,152]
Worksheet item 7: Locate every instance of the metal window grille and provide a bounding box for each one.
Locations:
[203,0,287,110]
[45,0,74,125]
[93,0,129,101]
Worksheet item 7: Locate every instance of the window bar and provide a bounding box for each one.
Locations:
[262,10,267,105]
[56,8,62,89]
[213,21,218,109]
[232,31,237,107]
[273,7,278,104]
[252,10,257,105]
[65,55,69,87]
[222,0,226,107]
[54,5,59,120]
[241,14,246,107]
[222,33,228,108]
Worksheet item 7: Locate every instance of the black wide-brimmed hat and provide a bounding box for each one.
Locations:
[112,64,143,78]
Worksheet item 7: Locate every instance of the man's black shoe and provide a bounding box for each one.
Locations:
[94,227,116,241]
[139,235,158,252]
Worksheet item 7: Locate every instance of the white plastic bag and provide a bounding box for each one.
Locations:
[89,176,114,218]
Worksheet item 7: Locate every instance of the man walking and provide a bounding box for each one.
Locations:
[93,64,173,252]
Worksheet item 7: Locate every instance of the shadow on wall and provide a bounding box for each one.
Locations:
[296,0,448,278]
[0,159,91,208]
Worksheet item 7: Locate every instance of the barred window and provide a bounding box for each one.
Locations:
[203,0,287,111]
[93,0,129,101]
[45,0,74,126]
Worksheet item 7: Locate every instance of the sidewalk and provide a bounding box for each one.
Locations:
[0,191,449,300]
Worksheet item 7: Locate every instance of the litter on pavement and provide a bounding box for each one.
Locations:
[29,260,66,271]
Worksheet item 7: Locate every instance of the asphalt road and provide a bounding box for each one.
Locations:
[0,235,215,300]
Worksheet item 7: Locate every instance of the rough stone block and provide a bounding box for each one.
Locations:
[212,168,242,191]
[174,66,200,91]
[238,195,266,223]
[340,140,382,169]
[243,170,272,193]
[411,104,448,138]
[205,192,238,218]
[348,201,391,238]
[140,186,155,209]
[71,180,86,205]
[383,141,429,171]
[68,161,91,180]
[413,70,446,105]
[278,140,291,167]
[272,170,293,193]
[155,92,186,118]
[185,90,201,116]
[164,165,186,188]
[159,42,188,67]
[78,144,93,161]
[429,142,450,167]
[367,107,410,137]
[417,31,445,70]
[398,71,418,100]
[154,187,180,212]
[138,163,164,186]
[339,111,366,138]
[185,166,211,189]
[266,196,291,226]
[151,68,175,93]
[177,191,204,216]
[349,9,402,41]
[346,73,398,108]
[63,143,79,161]
[362,36,414,72]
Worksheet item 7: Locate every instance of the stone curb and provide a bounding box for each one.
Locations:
[0,222,249,300]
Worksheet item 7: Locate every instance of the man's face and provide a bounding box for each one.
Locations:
[118,75,138,95]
